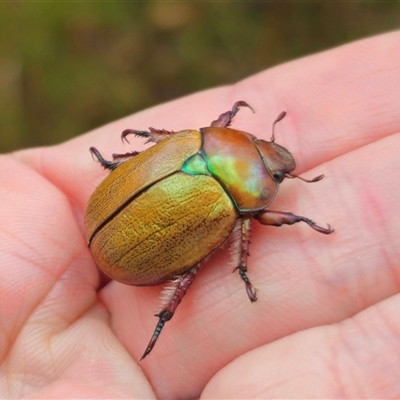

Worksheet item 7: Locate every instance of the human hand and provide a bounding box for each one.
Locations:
[1,31,400,399]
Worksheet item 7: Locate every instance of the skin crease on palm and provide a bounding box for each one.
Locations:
[1,30,400,399]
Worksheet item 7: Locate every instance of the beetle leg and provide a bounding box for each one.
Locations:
[231,217,257,302]
[211,101,255,128]
[255,210,333,234]
[140,265,199,360]
[89,147,121,171]
[111,151,140,162]
[121,127,175,144]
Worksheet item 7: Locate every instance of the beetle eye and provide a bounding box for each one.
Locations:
[273,171,285,183]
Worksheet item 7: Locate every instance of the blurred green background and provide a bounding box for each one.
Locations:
[0,2,399,153]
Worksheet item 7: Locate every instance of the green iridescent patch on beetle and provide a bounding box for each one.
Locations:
[181,153,210,176]
[200,127,278,212]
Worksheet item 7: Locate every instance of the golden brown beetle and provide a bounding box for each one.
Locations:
[85,101,333,359]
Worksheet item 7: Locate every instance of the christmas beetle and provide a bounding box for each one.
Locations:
[84,101,333,359]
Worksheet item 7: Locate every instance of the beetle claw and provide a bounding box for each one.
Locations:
[302,218,334,234]
[89,147,119,171]
[121,127,175,144]
[246,285,257,303]
[317,223,334,234]
[238,266,258,302]
[121,129,149,143]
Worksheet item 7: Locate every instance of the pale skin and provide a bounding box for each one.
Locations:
[1,31,400,398]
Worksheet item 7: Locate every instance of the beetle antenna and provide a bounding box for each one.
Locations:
[271,111,286,142]
[286,173,324,183]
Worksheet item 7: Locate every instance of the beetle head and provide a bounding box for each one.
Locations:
[254,140,296,184]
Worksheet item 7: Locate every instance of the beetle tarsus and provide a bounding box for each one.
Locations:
[140,265,200,360]
[237,266,257,302]
[140,310,172,360]
[122,127,175,144]
[121,129,149,143]
[307,221,333,234]
[210,101,255,128]
[291,216,333,234]
[89,147,119,171]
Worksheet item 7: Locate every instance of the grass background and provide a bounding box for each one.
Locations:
[0,2,399,153]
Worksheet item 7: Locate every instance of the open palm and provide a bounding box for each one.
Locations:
[1,31,400,399]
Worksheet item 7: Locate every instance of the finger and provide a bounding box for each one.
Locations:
[0,156,155,398]
[0,155,88,349]
[201,293,400,399]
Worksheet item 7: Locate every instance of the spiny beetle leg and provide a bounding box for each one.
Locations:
[140,265,199,360]
[232,217,257,302]
[148,127,175,138]
[121,127,175,144]
[112,151,140,161]
[255,210,334,234]
[89,147,119,171]
[211,100,255,128]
